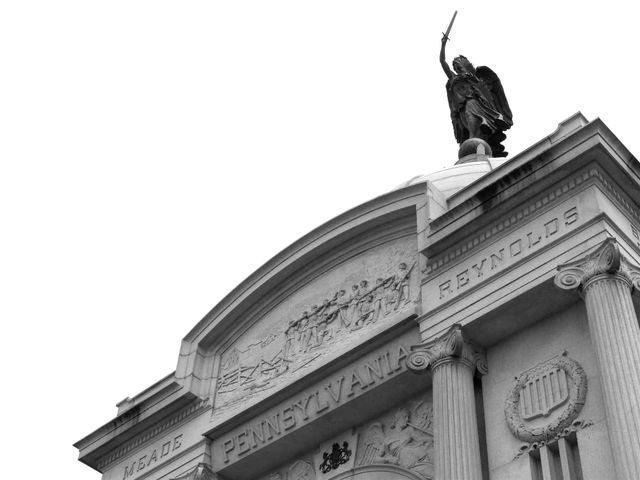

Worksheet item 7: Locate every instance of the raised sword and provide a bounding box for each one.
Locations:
[442,10,458,41]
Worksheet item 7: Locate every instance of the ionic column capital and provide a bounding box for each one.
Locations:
[407,324,487,375]
[555,237,640,293]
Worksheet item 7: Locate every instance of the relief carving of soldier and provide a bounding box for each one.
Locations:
[359,403,434,479]
[391,262,412,309]
[346,284,361,326]
[284,261,415,357]
[335,289,351,329]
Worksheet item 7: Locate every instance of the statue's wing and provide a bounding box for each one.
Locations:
[358,423,385,466]
[476,66,513,126]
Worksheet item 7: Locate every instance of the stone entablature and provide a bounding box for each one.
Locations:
[423,162,640,307]
[426,114,611,242]
[424,168,595,277]
[96,398,210,472]
[418,179,640,346]
[426,201,580,306]
[90,398,211,480]
[211,328,422,477]
[257,392,434,480]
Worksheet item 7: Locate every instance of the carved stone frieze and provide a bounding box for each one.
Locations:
[216,257,416,411]
[406,324,487,375]
[555,237,640,292]
[356,398,434,480]
[504,352,588,447]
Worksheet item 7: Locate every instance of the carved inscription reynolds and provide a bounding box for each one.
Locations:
[436,206,579,302]
[218,340,412,464]
[121,433,183,480]
[216,254,416,413]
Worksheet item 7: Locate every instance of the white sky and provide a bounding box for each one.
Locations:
[1,1,638,478]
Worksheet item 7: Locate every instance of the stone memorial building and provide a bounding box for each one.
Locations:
[75,113,640,480]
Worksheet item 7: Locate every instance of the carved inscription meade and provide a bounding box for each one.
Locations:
[121,433,183,480]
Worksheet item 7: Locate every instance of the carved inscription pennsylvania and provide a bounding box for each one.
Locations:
[216,331,417,465]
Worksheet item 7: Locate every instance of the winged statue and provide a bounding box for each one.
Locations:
[439,15,513,157]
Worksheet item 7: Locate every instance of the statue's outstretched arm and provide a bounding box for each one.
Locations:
[439,36,454,80]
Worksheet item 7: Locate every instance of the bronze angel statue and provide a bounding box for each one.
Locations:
[440,31,513,157]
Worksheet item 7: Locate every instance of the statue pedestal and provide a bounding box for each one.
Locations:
[456,138,493,165]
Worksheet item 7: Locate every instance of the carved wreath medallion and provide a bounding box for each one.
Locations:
[504,352,587,444]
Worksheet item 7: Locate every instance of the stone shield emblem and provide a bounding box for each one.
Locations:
[504,352,587,443]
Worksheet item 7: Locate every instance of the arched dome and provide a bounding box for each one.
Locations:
[394,158,507,198]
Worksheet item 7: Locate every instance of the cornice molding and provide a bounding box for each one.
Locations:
[96,398,210,471]
[426,165,640,277]
[215,222,417,353]
[407,324,487,375]
[184,188,425,346]
[555,237,640,293]
[590,168,640,226]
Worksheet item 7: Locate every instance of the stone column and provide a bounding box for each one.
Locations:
[555,238,640,480]
[407,325,487,480]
